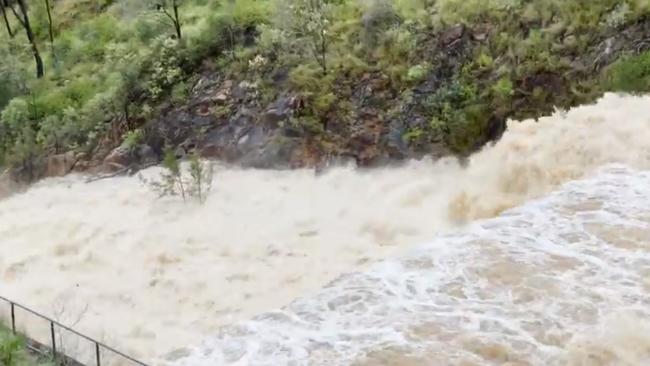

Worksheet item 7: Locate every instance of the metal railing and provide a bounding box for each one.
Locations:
[0,295,149,366]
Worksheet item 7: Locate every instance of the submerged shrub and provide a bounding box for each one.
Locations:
[139,149,213,204]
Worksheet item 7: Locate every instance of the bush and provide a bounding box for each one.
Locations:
[492,77,514,101]
[171,81,190,105]
[139,149,214,204]
[427,78,490,153]
[406,62,430,83]
[187,153,214,204]
[147,37,184,100]
[604,51,650,93]
[268,0,335,74]
[0,326,53,366]
[0,99,31,141]
[0,329,23,366]
[121,128,144,152]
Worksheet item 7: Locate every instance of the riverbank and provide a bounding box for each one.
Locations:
[1,1,649,184]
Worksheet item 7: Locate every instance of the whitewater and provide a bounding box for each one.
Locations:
[0,92,649,365]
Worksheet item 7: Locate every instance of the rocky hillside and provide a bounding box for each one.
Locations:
[1,0,650,181]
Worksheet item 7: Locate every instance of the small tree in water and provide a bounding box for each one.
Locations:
[187,152,213,204]
[139,149,213,204]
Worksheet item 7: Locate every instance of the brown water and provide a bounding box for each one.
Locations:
[0,92,649,365]
[168,165,650,366]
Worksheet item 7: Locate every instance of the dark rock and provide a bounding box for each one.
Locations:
[385,120,409,159]
[271,67,290,85]
[236,125,268,153]
[262,108,288,124]
[262,97,292,125]
[239,132,299,169]
[137,145,158,165]
[485,115,507,144]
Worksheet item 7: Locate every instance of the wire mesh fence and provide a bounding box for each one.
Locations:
[0,296,149,366]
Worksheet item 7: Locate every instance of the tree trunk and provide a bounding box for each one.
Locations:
[15,0,44,78]
[172,0,181,39]
[0,0,13,37]
[44,0,55,58]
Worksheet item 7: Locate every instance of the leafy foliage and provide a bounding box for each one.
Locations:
[605,51,650,93]
[1,0,649,176]
[0,325,54,366]
[139,149,213,204]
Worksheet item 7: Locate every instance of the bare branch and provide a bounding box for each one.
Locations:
[7,1,25,28]
[159,4,176,24]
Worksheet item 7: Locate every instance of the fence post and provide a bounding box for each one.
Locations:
[96,342,101,366]
[10,302,16,334]
[50,321,56,357]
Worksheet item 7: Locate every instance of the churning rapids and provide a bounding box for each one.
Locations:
[1,92,650,366]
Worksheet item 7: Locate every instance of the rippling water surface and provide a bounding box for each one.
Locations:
[168,165,650,366]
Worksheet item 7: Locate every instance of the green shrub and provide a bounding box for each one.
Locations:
[426,78,490,154]
[121,128,144,152]
[171,81,190,105]
[604,51,650,93]
[0,331,24,366]
[187,153,214,204]
[492,77,514,101]
[0,99,31,140]
[405,63,430,83]
[147,37,184,100]
[0,326,53,366]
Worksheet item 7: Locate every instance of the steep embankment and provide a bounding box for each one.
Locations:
[1,0,650,182]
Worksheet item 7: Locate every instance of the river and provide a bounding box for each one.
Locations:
[0,92,649,365]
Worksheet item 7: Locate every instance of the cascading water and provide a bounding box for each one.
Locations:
[0,92,649,365]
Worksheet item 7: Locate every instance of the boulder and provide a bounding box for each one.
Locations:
[102,146,132,173]
[262,97,292,125]
[137,144,158,165]
[239,133,299,169]
[44,151,77,177]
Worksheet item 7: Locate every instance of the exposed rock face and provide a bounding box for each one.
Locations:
[102,144,158,173]
[116,17,650,172]
[103,146,132,173]
[44,151,78,178]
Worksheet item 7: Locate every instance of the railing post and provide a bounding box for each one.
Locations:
[10,302,16,334]
[96,342,101,366]
[50,321,56,358]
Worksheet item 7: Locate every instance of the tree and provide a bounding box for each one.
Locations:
[8,0,44,78]
[275,0,333,74]
[0,0,13,38]
[44,0,55,59]
[153,0,182,39]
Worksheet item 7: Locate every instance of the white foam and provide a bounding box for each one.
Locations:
[166,165,650,365]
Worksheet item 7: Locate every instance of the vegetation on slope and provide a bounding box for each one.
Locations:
[0,0,649,180]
